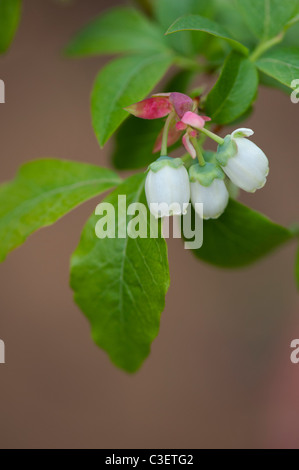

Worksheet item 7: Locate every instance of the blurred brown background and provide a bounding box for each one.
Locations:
[0,0,299,449]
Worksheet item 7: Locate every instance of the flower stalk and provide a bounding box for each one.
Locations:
[199,127,224,145]
[250,32,284,62]
[190,137,205,166]
[161,113,175,156]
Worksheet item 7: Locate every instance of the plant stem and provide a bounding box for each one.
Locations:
[250,32,284,62]
[199,132,207,145]
[286,14,299,29]
[191,138,205,166]
[200,127,224,145]
[160,113,174,156]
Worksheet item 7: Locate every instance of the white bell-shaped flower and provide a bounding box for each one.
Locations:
[145,157,190,218]
[217,128,269,193]
[189,162,229,220]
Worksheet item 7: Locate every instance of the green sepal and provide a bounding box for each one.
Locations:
[203,151,217,164]
[216,135,237,167]
[189,162,225,187]
[148,156,184,173]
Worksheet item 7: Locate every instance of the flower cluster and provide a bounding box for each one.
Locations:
[125,93,269,220]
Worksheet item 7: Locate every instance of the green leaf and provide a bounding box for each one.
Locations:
[153,0,214,55]
[134,0,155,16]
[256,47,299,88]
[213,0,256,48]
[235,0,299,40]
[0,159,121,262]
[112,117,162,170]
[164,69,195,93]
[185,199,292,268]
[283,25,299,48]
[91,53,173,147]
[205,51,258,125]
[0,0,22,54]
[70,173,170,373]
[287,12,299,28]
[259,71,291,94]
[166,14,249,56]
[228,106,254,126]
[65,7,169,57]
[154,0,213,29]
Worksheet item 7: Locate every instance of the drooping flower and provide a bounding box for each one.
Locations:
[145,157,190,218]
[189,162,229,220]
[216,128,269,193]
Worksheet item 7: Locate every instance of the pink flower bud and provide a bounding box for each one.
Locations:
[124,97,173,120]
[169,92,194,119]
[181,111,211,129]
